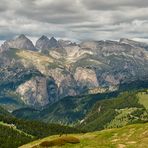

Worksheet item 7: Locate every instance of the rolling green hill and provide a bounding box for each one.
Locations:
[78,90,148,131]
[20,122,148,148]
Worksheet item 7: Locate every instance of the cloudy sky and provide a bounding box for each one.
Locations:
[1,0,148,43]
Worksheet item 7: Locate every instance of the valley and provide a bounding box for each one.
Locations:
[0,35,147,147]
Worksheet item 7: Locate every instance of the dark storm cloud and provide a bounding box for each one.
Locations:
[0,0,148,42]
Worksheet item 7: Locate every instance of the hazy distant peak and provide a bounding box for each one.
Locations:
[119,38,148,50]
[17,34,27,39]
[39,35,49,40]
[49,37,57,42]
[119,38,132,43]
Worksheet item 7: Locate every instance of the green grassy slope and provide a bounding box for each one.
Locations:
[78,90,148,131]
[138,91,148,110]
[20,122,148,148]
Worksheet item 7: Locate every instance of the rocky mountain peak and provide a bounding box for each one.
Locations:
[35,35,50,51]
[18,34,27,39]
[48,37,60,48]
[1,34,36,51]
[35,36,61,54]
[50,37,57,41]
[119,38,132,44]
[49,37,58,45]
[40,35,49,41]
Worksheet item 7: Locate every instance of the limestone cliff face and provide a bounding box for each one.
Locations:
[16,76,58,107]
[16,76,49,107]
[58,74,78,98]
[46,77,59,103]
[74,67,99,92]
[47,68,78,98]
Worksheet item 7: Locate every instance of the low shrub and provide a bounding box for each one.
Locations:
[39,136,80,147]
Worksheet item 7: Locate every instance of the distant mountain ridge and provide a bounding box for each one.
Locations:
[0,35,148,110]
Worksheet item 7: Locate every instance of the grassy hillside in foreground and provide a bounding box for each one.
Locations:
[0,106,84,148]
[20,122,148,148]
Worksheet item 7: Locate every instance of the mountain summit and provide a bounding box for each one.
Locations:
[36,36,60,49]
[48,37,60,48]
[35,36,61,54]
[1,34,36,51]
[18,34,27,39]
[35,35,51,51]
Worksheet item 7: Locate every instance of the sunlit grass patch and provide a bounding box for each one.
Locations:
[138,91,148,110]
